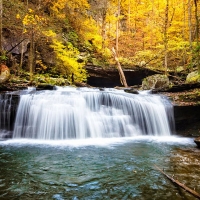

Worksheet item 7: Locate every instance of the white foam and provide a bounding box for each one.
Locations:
[0,136,194,148]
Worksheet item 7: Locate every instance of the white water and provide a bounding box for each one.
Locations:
[13,87,174,140]
[0,136,194,148]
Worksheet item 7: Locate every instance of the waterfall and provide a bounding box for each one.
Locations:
[0,93,15,138]
[12,87,174,140]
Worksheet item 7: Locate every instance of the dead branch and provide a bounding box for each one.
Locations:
[155,165,200,199]
[111,47,128,87]
[7,38,28,53]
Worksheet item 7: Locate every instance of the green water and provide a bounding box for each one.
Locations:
[0,137,199,200]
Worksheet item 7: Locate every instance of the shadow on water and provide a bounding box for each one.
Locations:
[0,137,199,200]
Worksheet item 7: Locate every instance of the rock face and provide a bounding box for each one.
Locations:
[174,105,200,136]
[141,74,170,90]
[86,65,157,87]
[0,64,10,83]
[0,93,19,138]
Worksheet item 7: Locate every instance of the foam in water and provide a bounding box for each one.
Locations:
[12,87,174,140]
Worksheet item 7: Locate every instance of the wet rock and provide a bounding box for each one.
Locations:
[86,65,157,88]
[194,137,200,148]
[36,84,54,90]
[124,88,139,94]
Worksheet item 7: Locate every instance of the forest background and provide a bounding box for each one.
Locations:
[0,0,199,87]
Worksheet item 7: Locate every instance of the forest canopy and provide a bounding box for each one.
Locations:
[0,0,199,84]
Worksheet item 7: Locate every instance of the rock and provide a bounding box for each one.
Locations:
[194,137,200,148]
[142,74,170,90]
[36,84,54,90]
[86,65,157,88]
[186,71,200,83]
[0,64,10,83]
[124,88,139,94]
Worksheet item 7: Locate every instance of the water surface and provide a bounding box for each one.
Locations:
[0,136,199,200]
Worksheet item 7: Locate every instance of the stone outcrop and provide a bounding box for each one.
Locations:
[174,105,200,136]
[86,65,157,88]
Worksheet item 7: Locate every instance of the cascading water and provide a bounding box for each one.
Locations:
[0,93,17,138]
[13,87,174,140]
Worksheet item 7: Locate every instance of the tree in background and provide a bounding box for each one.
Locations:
[2,0,200,84]
[0,0,2,52]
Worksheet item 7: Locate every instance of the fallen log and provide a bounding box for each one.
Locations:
[111,47,128,88]
[155,165,200,199]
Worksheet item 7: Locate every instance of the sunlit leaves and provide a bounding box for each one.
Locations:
[50,38,87,83]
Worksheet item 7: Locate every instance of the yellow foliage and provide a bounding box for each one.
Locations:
[42,30,56,37]
[50,38,87,83]
[36,60,47,70]
[16,13,20,19]
[22,9,45,27]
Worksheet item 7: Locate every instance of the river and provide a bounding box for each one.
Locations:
[0,137,199,200]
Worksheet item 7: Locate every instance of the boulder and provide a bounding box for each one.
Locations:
[142,74,170,90]
[0,64,10,83]
[186,71,200,83]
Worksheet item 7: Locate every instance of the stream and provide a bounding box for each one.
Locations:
[0,137,199,200]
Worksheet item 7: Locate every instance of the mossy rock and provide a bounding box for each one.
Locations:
[142,74,170,90]
[186,71,200,83]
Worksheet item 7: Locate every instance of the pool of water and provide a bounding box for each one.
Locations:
[0,136,199,200]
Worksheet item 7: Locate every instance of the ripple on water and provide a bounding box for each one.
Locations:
[0,137,199,200]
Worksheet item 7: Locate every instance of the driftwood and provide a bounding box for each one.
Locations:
[155,165,200,199]
[111,47,128,87]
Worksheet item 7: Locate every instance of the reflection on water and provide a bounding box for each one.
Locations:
[0,137,199,200]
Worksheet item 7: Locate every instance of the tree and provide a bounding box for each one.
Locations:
[164,0,169,75]
[21,8,45,81]
[0,0,2,52]
[194,0,200,73]
[116,0,120,55]
[50,37,87,83]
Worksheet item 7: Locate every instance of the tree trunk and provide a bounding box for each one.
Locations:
[29,29,34,82]
[111,47,128,87]
[194,0,200,74]
[116,0,120,56]
[128,0,131,33]
[188,0,192,50]
[0,0,3,52]
[101,1,107,51]
[164,0,169,75]
[155,165,200,199]
[19,0,28,74]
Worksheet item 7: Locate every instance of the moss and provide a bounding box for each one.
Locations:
[142,74,169,90]
[186,71,200,83]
